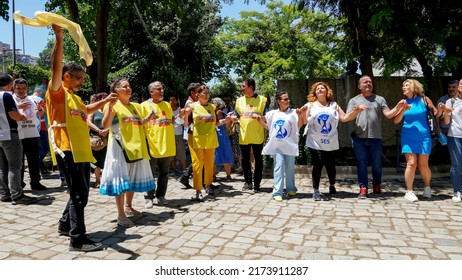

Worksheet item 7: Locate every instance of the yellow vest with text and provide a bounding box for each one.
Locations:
[236,95,267,144]
[65,91,95,163]
[191,102,218,149]
[141,100,176,158]
[114,101,149,161]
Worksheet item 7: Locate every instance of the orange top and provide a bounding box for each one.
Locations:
[46,85,87,152]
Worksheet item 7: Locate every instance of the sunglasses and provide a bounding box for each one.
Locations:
[280,98,290,101]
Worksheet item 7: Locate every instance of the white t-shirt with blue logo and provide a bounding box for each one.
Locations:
[262,108,299,156]
[305,101,340,151]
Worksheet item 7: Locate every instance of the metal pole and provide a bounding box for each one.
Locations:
[12,0,16,68]
[22,25,25,55]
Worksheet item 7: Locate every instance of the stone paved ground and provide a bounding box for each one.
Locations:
[1,167,461,260]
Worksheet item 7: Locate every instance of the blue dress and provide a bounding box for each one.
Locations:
[401,97,432,155]
[215,115,234,165]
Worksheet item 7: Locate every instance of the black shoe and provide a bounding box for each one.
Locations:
[60,180,67,187]
[58,225,70,237]
[31,183,47,191]
[0,196,12,202]
[179,177,192,189]
[69,238,103,252]
[242,183,253,190]
[329,185,337,196]
[253,187,261,193]
[11,194,40,205]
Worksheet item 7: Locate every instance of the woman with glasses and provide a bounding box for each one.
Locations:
[303,82,365,200]
[255,91,306,202]
[183,85,231,201]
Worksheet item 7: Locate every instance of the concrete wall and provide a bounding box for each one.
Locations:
[277,77,446,148]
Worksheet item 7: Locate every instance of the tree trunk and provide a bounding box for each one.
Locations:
[95,0,110,93]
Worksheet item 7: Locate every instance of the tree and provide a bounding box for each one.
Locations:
[216,0,345,95]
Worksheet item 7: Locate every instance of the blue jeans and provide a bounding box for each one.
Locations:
[272,153,297,197]
[0,131,24,200]
[448,136,462,193]
[351,136,382,188]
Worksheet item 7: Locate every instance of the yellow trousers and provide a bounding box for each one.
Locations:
[190,141,215,191]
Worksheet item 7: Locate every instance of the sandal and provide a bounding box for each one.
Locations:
[124,205,143,217]
[226,175,232,182]
[117,216,134,228]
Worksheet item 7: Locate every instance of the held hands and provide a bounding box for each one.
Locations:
[296,105,308,115]
[99,128,109,137]
[17,100,30,110]
[104,93,118,104]
[439,103,453,114]
[52,24,63,37]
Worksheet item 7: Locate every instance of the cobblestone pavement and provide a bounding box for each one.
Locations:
[1,167,461,260]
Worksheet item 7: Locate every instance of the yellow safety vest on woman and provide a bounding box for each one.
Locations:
[191,102,218,149]
[113,101,149,161]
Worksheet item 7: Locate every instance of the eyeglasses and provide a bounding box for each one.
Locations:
[69,73,85,81]
[280,98,290,101]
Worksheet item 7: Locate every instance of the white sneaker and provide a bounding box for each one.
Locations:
[422,187,432,198]
[452,192,461,203]
[145,199,153,209]
[404,190,418,202]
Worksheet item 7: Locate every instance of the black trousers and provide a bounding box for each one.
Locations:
[57,151,90,245]
[21,137,41,186]
[145,156,171,199]
[309,148,336,189]
[240,143,263,188]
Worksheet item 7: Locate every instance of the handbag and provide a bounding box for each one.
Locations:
[423,96,446,145]
[90,134,107,151]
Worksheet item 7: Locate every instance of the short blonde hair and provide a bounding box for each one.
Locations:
[403,79,425,97]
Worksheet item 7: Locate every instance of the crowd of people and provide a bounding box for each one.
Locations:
[1,23,462,253]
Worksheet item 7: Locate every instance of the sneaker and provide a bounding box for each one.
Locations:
[117,216,134,228]
[31,182,47,191]
[329,185,337,196]
[422,187,432,199]
[69,238,103,252]
[242,183,253,191]
[373,184,381,195]
[273,196,283,202]
[404,190,419,202]
[11,194,40,205]
[206,187,214,195]
[358,187,367,199]
[191,192,204,202]
[145,199,153,209]
[288,191,297,196]
[313,190,321,201]
[0,196,12,203]
[157,197,168,206]
[452,192,461,203]
[179,177,192,189]
[58,226,70,237]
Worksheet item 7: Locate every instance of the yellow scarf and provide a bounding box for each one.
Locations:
[13,11,93,66]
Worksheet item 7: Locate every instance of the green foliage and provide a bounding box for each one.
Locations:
[0,0,9,21]
[10,64,51,91]
[217,0,345,96]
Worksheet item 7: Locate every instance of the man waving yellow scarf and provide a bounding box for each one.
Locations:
[14,11,93,66]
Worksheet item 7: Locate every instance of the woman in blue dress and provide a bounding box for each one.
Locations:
[394,79,438,202]
[212,97,234,181]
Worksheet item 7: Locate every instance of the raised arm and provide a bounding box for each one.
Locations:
[50,24,64,93]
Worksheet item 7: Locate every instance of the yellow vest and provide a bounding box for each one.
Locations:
[236,95,267,144]
[141,100,176,158]
[65,91,95,163]
[114,101,149,161]
[191,102,218,149]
